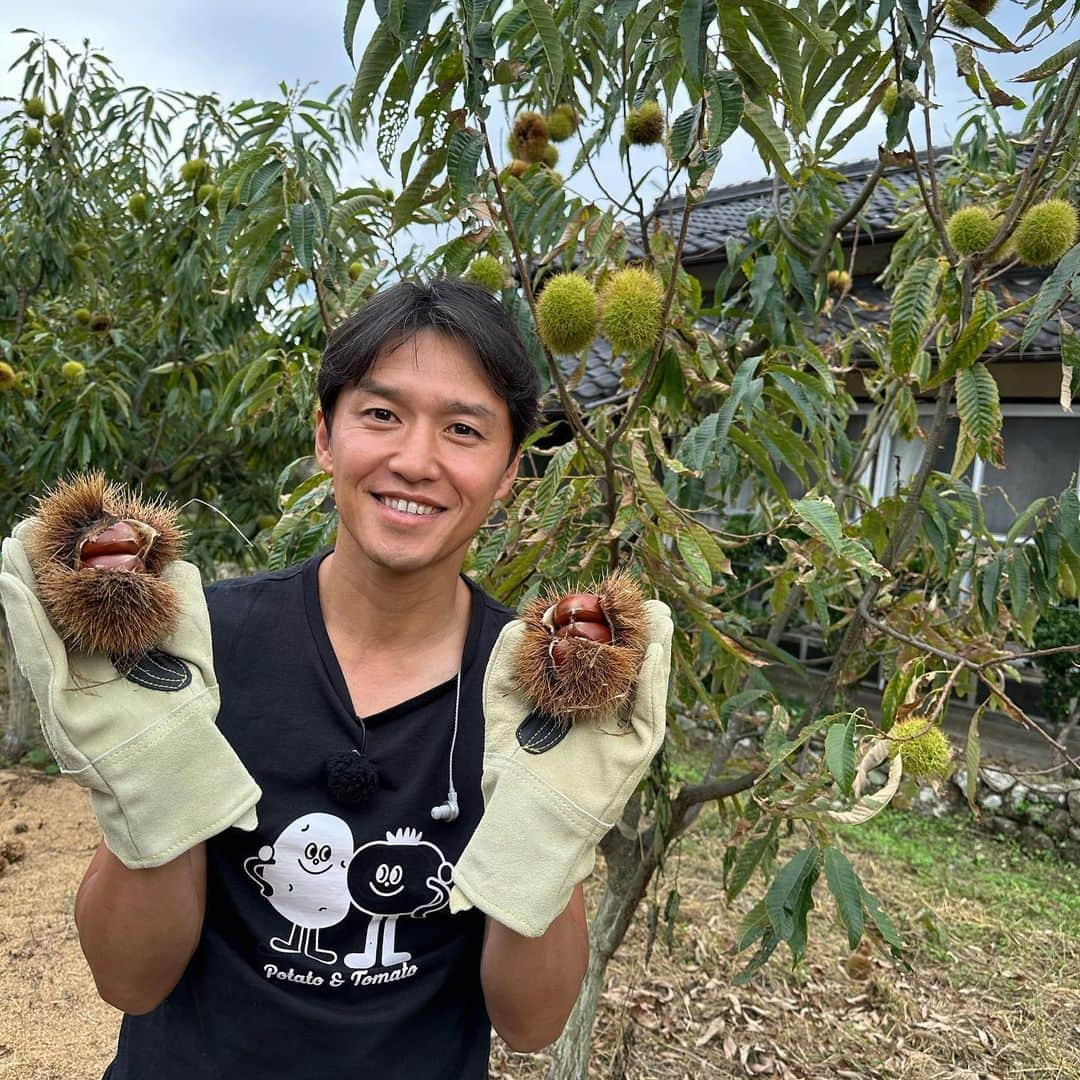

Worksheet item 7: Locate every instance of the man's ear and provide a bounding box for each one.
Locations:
[495,448,522,503]
[314,407,333,475]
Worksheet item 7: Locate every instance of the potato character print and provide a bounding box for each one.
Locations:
[244,813,354,965]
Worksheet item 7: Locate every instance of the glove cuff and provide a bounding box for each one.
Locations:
[89,689,261,868]
[451,756,606,937]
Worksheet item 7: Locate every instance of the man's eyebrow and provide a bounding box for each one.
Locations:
[353,380,498,421]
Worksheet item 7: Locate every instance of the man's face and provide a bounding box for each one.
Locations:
[314,328,520,579]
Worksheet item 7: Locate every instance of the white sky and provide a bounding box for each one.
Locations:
[0,2,1068,253]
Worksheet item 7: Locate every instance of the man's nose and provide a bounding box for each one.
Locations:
[388,420,441,479]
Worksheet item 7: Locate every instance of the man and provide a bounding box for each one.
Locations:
[1,278,671,1078]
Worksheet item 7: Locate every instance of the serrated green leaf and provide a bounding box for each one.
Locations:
[447,128,484,202]
[956,364,1002,464]
[678,0,708,98]
[824,847,864,950]
[860,883,903,952]
[350,23,399,138]
[890,257,942,374]
[705,70,743,147]
[1015,38,1080,82]
[288,203,316,272]
[344,0,367,64]
[668,102,702,163]
[825,717,857,797]
[676,529,712,589]
[1019,244,1080,352]
[763,847,819,940]
[726,825,776,902]
[741,99,792,182]
[391,147,447,231]
[522,0,565,86]
[929,288,998,388]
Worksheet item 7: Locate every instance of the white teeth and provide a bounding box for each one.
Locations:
[378,496,439,516]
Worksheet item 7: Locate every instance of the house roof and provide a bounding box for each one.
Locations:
[556,141,1058,409]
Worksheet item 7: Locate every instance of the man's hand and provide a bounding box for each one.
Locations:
[450,599,673,937]
[0,517,261,869]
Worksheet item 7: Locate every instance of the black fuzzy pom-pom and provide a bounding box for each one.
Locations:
[324,750,380,809]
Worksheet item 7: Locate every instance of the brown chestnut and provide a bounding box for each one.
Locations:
[560,620,612,644]
[81,522,140,554]
[81,552,145,572]
[552,592,605,629]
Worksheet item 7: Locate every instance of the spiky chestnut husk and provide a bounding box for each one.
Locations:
[0,362,15,389]
[541,143,559,168]
[24,97,46,121]
[504,159,529,180]
[599,267,664,356]
[89,313,111,333]
[179,157,209,183]
[546,107,575,142]
[48,112,64,132]
[943,0,998,27]
[881,84,899,117]
[70,242,91,260]
[196,183,217,204]
[625,102,664,146]
[887,718,954,781]
[512,570,649,728]
[1014,199,1079,267]
[73,307,92,325]
[127,193,149,222]
[61,361,86,383]
[22,127,42,149]
[464,254,506,293]
[536,272,599,355]
[947,206,997,255]
[508,111,550,164]
[25,472,187,665]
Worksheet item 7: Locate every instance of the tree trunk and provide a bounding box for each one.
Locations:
[548,829,659,1079]
[1,609,38,764]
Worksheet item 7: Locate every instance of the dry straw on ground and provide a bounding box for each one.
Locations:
[1,768,1077,1079]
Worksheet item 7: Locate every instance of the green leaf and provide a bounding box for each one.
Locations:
[522,0,565,87]
[391,148,447,231]
[763,847,819,940]
[725,824,777,902]
[1015,39,1080,82]
[288,203,316,272]
[792,496,842,550]
[447,128,484,203]
[890,258,942,375]
[678,0,708,97]
[823,847,864,950]
[740,99,792,182]
[668,102,702,163]
[350,23,399,138]
[343,0,367,63]
[746,1,805,132]
[929,288,998,388]
[860,883,903,953]
[704,71,744,148]
[676,529,712,589]
[955,364,1002,465]
[1019,243,1080,352]
[825,716,857,797]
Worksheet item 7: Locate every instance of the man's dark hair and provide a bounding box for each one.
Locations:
[317,278,541,458]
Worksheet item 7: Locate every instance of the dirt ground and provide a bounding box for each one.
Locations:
[2,766,1078,1080]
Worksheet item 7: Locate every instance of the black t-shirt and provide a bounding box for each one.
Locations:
[103,549,516,1080]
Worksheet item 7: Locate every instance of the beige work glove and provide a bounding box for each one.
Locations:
[450,600,673,937]
[0,518,261,869]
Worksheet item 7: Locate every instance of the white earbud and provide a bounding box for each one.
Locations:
[430,666,463,823]
[430,789,459,822]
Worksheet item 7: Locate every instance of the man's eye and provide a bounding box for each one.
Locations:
[367,408,395,421]
[451,423,479,437]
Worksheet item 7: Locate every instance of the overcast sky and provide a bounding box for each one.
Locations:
[1,2,1067,253]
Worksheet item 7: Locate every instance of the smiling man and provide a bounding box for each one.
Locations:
[3,278,671,1079]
